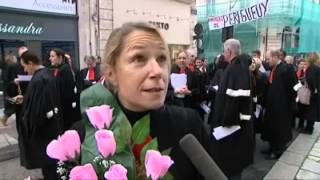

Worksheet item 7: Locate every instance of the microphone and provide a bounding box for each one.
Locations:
[179,134,227,180]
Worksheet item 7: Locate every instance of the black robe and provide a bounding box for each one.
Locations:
[251,71,268,133]
[166,64,193,107]
[2,63,20,116]
[76,66,101,92]
[4,64,29,133]
[210,54,254,176]
[52,62,80,130]
[305,65,320,123]
[19,68,63,169]
[262,62,297,149]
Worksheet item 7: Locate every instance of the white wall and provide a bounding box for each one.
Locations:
[113,0,191,45]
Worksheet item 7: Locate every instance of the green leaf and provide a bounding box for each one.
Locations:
[163,172,174,180]
[111,112,132,153]
[131,114,150,145]
[161,147,172,156]
[139,138,158,164]
[81,125,99,164]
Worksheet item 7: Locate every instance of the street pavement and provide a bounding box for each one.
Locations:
[265,123,320,179]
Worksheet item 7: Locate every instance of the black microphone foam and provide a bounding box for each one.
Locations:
[179,134,227,180]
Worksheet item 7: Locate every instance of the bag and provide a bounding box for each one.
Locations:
[298,83,311,105]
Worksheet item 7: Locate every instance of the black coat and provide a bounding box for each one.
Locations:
[76,66,101,92]
[305,65,320,122]
[19,68,63,169]
[166,65,193,107]
[2,63,20,116]
[210,54,254,176]
[52,63,80,130]
[262,62,297,147]
[150,105,213,179]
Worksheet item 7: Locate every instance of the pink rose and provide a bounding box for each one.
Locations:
[86,105,113,129]
[145,150,174,180]
[95,129,116,158]
[104,164,128,180]
[69,163,98,180]
[46,130,80,161]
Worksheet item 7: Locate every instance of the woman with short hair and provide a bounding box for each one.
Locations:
[76,22,215,179]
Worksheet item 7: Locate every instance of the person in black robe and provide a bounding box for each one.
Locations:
[250,58,268,134]
[49,48,80,130]
[75,22,219,179]
[210,39,254,179]
[302,53,320,134]
[76,55,101,92]
[188,57,207,120]
[166,50,193,107]
[19,51,63,180]
[261,50,298,159]
[1,53,19,126]
[207,55,228,125]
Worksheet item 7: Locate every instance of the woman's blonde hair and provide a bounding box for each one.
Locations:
[307,52,319,66]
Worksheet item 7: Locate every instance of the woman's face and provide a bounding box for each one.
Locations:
[49,51,61,66]
[176,52,187,68]
[249,59,256,72]
[107,30,170,112]
[298,61,306,70]
[195,59,203,68]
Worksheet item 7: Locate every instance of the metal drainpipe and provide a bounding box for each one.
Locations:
[97,0,100,57]
[89,0,92,56]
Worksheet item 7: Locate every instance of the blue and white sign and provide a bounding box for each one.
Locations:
[208,0,269,30]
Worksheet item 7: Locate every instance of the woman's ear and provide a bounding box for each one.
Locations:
[104,66,118,87]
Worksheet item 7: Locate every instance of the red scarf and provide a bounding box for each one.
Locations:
[53,68,59,77]
[268,67,276,84]
[88,68,95,81]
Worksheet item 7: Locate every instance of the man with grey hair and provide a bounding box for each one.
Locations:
[261,49,297,160]
[223,39,241,60]
[76,55,101,92]
[210,39,254,179]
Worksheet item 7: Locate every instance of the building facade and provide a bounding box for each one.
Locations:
[78,0,195,68]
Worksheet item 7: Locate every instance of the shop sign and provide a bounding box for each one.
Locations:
[0,22,44,35]
[148,21,170,30]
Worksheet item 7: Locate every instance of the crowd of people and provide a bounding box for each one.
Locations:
[0,47,103,179]
[0,22,319,180]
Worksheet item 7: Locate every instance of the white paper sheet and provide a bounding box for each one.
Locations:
[212,125,241,140]
[17,75,32,81]
[170,73,187,91]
